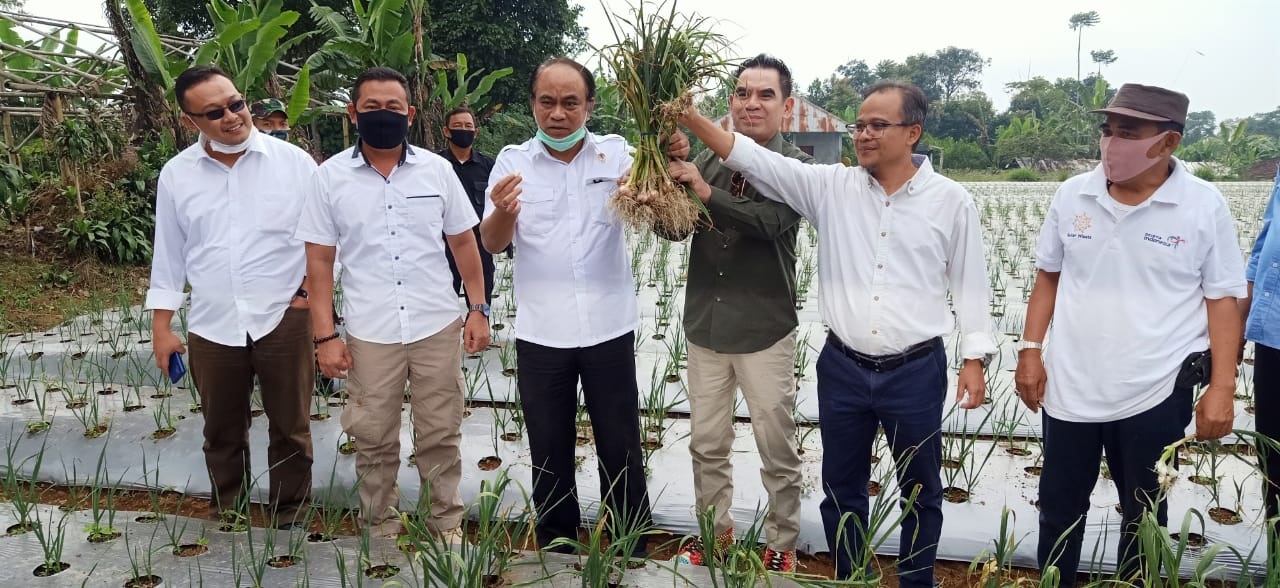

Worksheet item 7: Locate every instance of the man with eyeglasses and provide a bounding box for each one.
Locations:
[296,66,490,540]
[675,80,994,586]
[658,54,810,573]
[147,65,317,528]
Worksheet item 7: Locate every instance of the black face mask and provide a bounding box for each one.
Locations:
[266,129,289,142]
[356,109,409,149]
[447,129,476,148]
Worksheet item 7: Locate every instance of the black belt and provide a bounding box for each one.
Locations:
[827,332,942,373]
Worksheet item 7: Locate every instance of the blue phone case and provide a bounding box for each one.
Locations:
[168,352,186,384]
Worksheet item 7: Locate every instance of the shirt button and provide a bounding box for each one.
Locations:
[718,271,724,277]
[397,281,402,285]
[400,306,405,310]
[871,329,879,335]
[873,296,880,301]
[387,205,392,210]
[880,232,887,237]
[722,244,728,249]
[877,264,884,269]
[1273,262,1278,268]
[391,231,396,235]
[884,201,890,207]
[1267,292,1272,297]
[715,297,722,302]
[394,256,400,260]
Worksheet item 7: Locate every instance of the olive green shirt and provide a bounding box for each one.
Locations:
[662,133,813,354]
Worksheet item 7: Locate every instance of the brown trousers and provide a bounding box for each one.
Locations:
[188,307,315,523]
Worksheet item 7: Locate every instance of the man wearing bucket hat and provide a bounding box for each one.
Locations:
[1015,83,1245,584]
[251,98,290,142]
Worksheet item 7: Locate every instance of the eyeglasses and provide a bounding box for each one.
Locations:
[846,121,913,138]
[185,99,247,121]
[730,172,747,197]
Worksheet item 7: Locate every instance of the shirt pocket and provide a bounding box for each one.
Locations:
[518,184,558,236]
[398,194,445,234]
[585,177,619,226]
[255,192,299,234]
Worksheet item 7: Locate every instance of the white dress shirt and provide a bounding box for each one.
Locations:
[295,143,478,345]
[721,133,996,359]
[1036,161,1246,422]
[145,132,316,347]
[483,133,637,349]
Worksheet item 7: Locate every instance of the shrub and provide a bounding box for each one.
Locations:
[1006,168,1040,182]
[1193,166,1218,182]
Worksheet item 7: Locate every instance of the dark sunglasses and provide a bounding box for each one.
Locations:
[185,99,247,121]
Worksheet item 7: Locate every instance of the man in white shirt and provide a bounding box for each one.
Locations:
[1014,84,1244,585]
[478,57,686,555]
[147,65,317,528]
[677,81,994,586]
[295,67,491,539]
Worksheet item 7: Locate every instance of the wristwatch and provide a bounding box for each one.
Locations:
[469,303,491,318]
[295,288,308,299]
[1016,341,1043,352]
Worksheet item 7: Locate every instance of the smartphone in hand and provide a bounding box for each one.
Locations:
[168,351,186,384]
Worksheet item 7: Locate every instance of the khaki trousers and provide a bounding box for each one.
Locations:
[686,330,803,551]
[342,318,465,536]
[188,307,315,523]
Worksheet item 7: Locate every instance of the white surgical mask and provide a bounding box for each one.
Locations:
[201,132,252,154]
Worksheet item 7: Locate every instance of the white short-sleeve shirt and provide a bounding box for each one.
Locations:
[1036,160,1246,422]
[295,143,479,345]
[483,133,637,349]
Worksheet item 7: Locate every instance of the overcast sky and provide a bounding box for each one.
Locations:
[28,0,1280,120]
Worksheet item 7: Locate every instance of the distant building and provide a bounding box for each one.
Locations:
[712,96,850,164]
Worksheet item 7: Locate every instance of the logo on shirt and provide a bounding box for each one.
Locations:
[1068,213,1093,239]
[1144,233,1186,249]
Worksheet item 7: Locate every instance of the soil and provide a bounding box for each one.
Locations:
[942,487,971,504]
[267,555,298,568]
[1006,446,1032,456]
[1024,466,1042,476]
[478,456,503,471]
[868,481,882,497]
[1189,475,1216,487]
[87,529,122,543]
[501,432,522,442]
[364,564,400,579]
[174,543,209,557]
[124,574,163,588]
[32,562,70,577]
[1171,532,1207,547]
[1209,507,1242,525]
[83,424,109,438]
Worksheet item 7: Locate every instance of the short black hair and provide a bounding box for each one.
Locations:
[175,64,232,111]
[863,80,928,149]
[1157,120,1185,134]
[351,67,410,105]
[444,106,476,126]
[529,57,595,101]
[735,54,793,98]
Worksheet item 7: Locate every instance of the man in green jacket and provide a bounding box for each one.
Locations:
[664,54,812,573]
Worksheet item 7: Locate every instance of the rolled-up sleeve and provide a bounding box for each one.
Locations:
[721,133,835,222]
[145,173,188,310]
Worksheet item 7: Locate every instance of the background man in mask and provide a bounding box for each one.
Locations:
[1015,83,1244,585]
[251,98,290,141]
[147,65,316,528]
[437,106,496,305]
[296,66,491,539]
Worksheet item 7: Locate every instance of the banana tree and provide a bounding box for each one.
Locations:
[195,0,316,104]
[429,52,512,117]
[0,162,34,255]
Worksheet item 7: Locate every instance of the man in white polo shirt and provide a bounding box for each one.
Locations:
[147,65,316,528]
[677,80,994,587]
[478,57,687,555]
[1014,84,1244,585]
[295,67,491,539]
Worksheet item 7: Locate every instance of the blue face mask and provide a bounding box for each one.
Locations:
[536,126,587,152]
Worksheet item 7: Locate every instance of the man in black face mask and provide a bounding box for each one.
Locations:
[296,66,491,540]
[437,106,496,305]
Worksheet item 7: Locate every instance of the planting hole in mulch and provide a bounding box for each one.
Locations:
[942,487,970,503]
[651,333,666,341]
[1189,475,1216,487]
[111,352,128,359]
[310,413,330,421]
[1006,447,1032,456]
[502,368,517,377]
[218,522,247,533]
[478,456,502,471]
[26,421,50,434]
[1209,507,1242,525]
[267,555,298,568]
[339,441,357,455]
[1024,466,1042,476]
[1171,532,1206,547]
[27,352,43,360]
[124,404,145,412]
[641,440,662,450]
[33,562,70,577]
[1247,406,1256,415]
[174,543,208,557]
[868,481,882,497]
[365,564,400,579]
[11,398,32,405]
[482,574,506,587]
[7,521,37,534]
[66,400,87,409]
[150,428,176,440]
[98,388,117,395]
[135,514,163,524]
[664,374,680,383]
[1225,443,1257,456]
[308,532,334,543]
[19,338,34,344]
[70,352,86,360]
[84,425,109,438]
[575,435,591,446]
[870,454,881,464]
[492,324,505,331]
[150,393,171,399]
[501,432,522,442]
[941,458,961,470]
[328,399,346,407]
[88,530,122,543]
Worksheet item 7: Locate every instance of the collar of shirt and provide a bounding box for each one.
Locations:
[436,146,486,165]
[865,153,936,198]
[1077,158,1188,206]
[348,138,416,168]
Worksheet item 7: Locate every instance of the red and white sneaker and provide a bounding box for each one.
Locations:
[763,547,797,573]
[675,527,734,566]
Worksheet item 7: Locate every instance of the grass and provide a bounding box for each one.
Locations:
[0,254,147,332]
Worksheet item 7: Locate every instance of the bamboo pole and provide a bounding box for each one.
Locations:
[0,57,14,169]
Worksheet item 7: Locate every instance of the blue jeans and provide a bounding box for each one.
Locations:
[816,338,946,588]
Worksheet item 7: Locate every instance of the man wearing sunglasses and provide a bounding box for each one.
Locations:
[146,65,318,529]
[658,54,810,573]
[675,81,995,587]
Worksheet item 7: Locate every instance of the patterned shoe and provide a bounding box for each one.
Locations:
[675,527,734,566]
[763,547,796,573]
